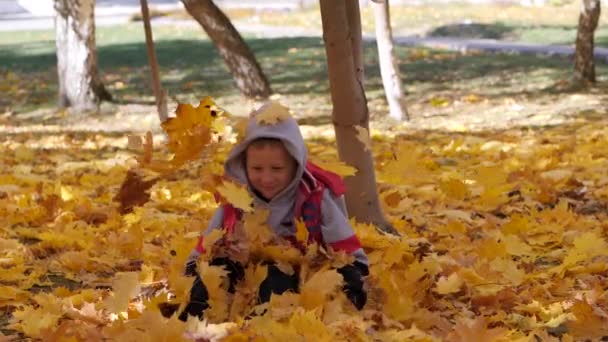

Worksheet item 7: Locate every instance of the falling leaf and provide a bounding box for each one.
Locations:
[216,181,253,212]
[160,97,224,168]
[254,101,292,125]
[309,159,357,177]
[104,272,141,314]
[295,219,308,244]
[354,126,372,151]
[113,169,159,214]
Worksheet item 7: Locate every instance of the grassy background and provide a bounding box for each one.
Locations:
[216,2,608,46]
[1,2,606,120]
[1,23,604,115]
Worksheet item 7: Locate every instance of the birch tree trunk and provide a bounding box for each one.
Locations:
[373,0,409,120]
[181,0,272,99]
[574,0,601,83]
[320,0,396,234]
[54,0,111,111]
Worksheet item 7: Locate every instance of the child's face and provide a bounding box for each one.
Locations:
[245,143,297,200]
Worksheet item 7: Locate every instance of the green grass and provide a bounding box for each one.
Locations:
[1,21,606,114]
[228,2,608,47]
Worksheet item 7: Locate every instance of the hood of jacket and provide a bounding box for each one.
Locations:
[223,102,306,236]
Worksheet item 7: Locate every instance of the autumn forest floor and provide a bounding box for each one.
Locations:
[1,2,608,341]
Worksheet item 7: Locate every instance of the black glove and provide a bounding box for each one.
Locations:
[179,275,209,321]
[210,257,245,293]
[185,260,198,277]
[179,257,244,321]
[337,262,368,310]
[258,263,299,304]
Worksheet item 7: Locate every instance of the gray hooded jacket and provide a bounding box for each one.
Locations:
[188,103,368,265]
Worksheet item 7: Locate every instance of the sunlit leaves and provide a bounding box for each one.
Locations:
[2,105,608,340]
[354,126,372,151]
[216,181,253,213]
[161,97,224,168]
[104,272,141,314]
[254,101,292,125]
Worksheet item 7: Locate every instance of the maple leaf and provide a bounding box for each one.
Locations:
[376,324,441,342]
[435,273,463,295]
[567,300,608,339]
[0,285,28,307]
[168,269,195,305]
[446,317,507,342]
[439,178,470,200]
[119,310,189,342]
[65,302,108,325]
[11,306,62,338]
[254,101,292,125]
[309,159,357,177]
[216,181,253,213]
[241,208,273,244]
[295,219,308,244]
[161,97,224,168]
[354,125,372,151]
[201,228,225,257]
[198,262,230,322]
[300,268,343,310]
[288,310,333,341]
[113,169,159,214]
[104,272,141,314]
[228,263,268,319]
[489,257,525,286]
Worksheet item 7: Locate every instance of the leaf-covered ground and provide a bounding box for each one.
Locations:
[2,5,608,339]
[1,100,608,340]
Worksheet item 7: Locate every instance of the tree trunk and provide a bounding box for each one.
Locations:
[346,0,364,83]
[140,0,168,122]
[373,0,408,121]
[181,0,272,99]
[54,0,111,110]
[320,0,397,235]
[574,0,601,83]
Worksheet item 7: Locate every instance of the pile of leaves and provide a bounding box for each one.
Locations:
[1,98,608,341]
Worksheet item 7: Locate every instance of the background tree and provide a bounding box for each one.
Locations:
[574,0,601,83]
[181,0,272,99]
[320,0,396,234]
[373,0,408,120]
[54,0,111,110]
[139,0,168,122]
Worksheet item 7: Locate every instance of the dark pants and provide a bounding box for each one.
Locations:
[179,259,367,321]
[179,259,298,321]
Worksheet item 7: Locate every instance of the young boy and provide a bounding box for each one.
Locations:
[180,102,369,321]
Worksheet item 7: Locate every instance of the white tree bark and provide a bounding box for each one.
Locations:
[574,0,601,83]
[54,0,110,110]
[373,0,408,120]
